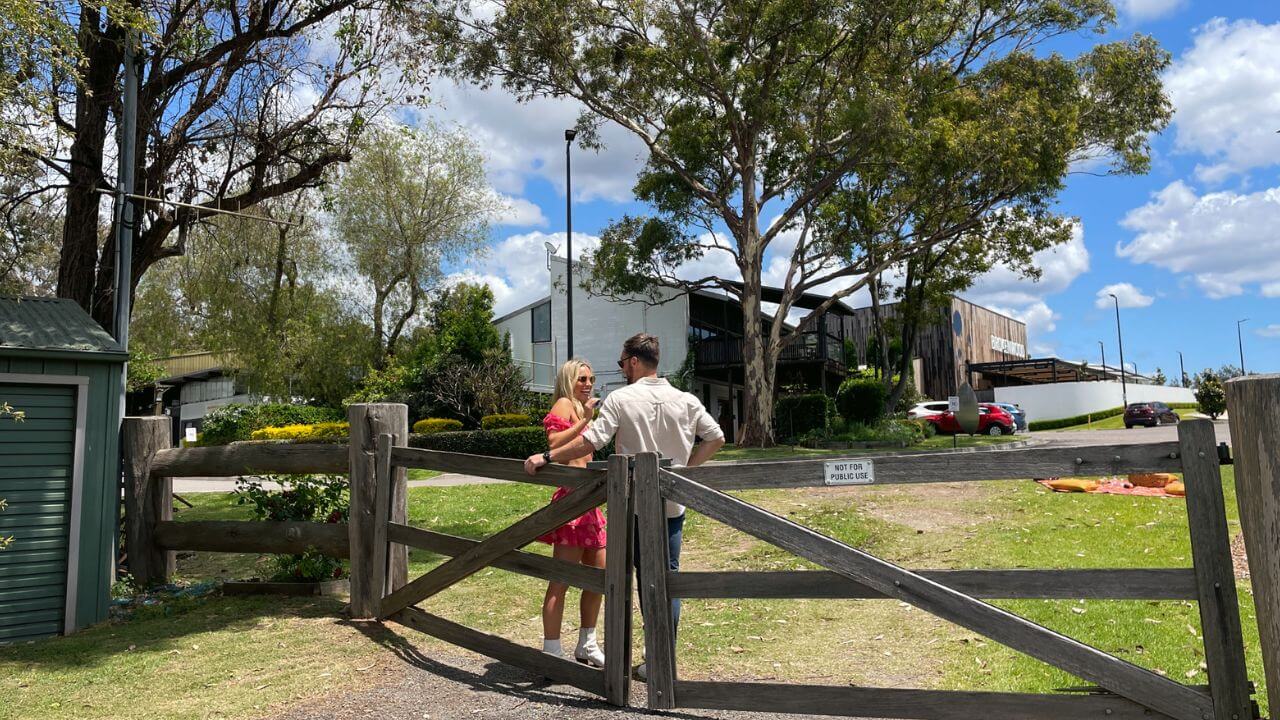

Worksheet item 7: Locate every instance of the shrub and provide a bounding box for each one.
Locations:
[411,427,547,458]
[234,474,349,582]
[481,413,536,430]
[837,378,886,425]
[410,427,614,461]
[201,403,343,445]
[413,418,464,434]
[774,394,834,443]
[249,422,349,442]
[1195,377,1227,419]
[343,363,417,406]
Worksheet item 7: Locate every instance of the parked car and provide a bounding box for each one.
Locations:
[925,403,1016,436]
[1124,401,1180,429]
[992,402,1027,433]
[907,401,950,420]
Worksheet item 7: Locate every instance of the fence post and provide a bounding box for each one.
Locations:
[121,416,173,585]
[603,454,634,707]
[347,403,409,619]
[1225,374,1280,716]
[634,451,676,709]
[369,433,394,618]
[1178,419,1252,720]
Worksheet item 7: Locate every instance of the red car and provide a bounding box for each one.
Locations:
[925,403,1016,436]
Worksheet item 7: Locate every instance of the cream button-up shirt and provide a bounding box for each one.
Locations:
[582,376,725,517]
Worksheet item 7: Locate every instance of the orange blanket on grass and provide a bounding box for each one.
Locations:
[1036,474,1185,498]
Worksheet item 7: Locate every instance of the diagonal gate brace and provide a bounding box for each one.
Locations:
[660,469,1214,720]
[379,478,608,618]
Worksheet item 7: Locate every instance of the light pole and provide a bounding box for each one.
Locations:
[1108,293,1128,406]
[1237,318,1249,375]
[1098,340,1106,380]
[1178,350,1187,388]
[564,128,577,359]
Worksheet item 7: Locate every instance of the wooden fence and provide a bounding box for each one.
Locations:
[121,401,1278,719]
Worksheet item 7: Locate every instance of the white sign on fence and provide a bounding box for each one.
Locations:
[824,459,875,486]
[184,426,197,444]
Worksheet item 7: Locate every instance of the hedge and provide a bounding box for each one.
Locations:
[410,426,615,461]
[200,403,344,445]
[481,413,536,430]
[1027,402,1199,432]
[249,422,349,442]
[836,378,886,425]
[774,394,834,442]
[413,418,464,434]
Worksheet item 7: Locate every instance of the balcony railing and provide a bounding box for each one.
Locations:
[694,333,844,368]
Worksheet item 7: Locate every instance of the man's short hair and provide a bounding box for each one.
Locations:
[623,333,660,367]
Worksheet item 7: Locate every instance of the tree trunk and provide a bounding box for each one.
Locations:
[57,9,122,322]
[736,255,777,448]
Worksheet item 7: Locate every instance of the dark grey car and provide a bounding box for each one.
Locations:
[993,403,1027,432]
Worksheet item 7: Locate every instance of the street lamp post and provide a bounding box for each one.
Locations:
[1098,340,1106,380]
[1178,350,1187,388]
[1108,293,1128,406]
[1237,318,1248,375]
[564,128,577,359]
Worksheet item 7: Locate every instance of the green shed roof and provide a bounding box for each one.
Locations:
[0,296,127,358]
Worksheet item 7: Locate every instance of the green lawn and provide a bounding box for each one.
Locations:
[1,458,1266,719]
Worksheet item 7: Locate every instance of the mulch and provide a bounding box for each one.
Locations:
[1231,531,1250,580]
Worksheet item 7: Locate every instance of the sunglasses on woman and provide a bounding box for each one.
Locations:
[577,375,595,384]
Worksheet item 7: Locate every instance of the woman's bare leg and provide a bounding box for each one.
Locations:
[578,546,606,629]
[543,544,585,640]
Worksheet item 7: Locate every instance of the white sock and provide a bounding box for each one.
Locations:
[543,638,562,655]
[577,627,597,648]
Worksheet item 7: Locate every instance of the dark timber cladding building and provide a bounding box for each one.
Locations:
[843,296,1028,401]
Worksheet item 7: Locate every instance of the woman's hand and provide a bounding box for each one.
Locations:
[585,396,600,413]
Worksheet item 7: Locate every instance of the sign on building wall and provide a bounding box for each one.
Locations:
[990,335,1025,357]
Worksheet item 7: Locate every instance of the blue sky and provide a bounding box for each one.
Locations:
[427,0,1280,379]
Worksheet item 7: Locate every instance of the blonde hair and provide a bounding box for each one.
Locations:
[553,358,594,420]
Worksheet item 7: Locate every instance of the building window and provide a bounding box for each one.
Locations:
[531,301,551,343]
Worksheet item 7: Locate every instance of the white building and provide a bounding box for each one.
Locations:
[494,256,854,443]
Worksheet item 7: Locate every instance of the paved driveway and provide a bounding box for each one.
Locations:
[1030,418,1231,447]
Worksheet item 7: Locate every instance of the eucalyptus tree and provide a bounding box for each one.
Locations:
[333,124,501,367]
[412,0,1170,444]
[2,0,409,329]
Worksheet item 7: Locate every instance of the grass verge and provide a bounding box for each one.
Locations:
[1,456,1265,718]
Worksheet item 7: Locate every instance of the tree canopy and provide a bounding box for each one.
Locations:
[412,0,1171,444]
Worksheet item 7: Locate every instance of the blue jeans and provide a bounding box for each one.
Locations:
[633,512,684,635]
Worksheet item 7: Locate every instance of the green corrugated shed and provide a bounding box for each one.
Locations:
[0,296,126,643]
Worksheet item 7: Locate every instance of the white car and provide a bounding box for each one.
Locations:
[907,401,950,420]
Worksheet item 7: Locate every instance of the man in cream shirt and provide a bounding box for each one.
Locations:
[524,332,725,675]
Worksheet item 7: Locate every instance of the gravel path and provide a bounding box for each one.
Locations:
[268,643,856,720]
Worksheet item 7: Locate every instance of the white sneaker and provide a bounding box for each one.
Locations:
[574,639,605,667]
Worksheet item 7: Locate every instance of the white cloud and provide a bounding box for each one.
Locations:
[1164,19,1280,183]
[411,80,648,203]
[1114,0,1185,22]
[1257,324,1280,338]
[967,223,1090,307]
[494,195,548,227]
[1118,180,1280,298]
[451,230,600,316]
[1095,283,1154,309]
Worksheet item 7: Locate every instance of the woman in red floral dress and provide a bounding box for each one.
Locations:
[537,358,607,666]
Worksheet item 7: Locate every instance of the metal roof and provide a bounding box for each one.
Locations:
[0,296,127,358]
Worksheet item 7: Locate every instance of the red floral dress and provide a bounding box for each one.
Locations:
[536,412,607,548]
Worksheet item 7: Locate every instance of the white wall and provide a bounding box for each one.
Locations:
[549,257,689,399]
[495,304,555,393]
[993,381,1197,423]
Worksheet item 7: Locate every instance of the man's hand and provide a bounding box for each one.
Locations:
[524,452,548,475]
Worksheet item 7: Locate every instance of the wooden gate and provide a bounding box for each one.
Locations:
[366,419,1255,719]
[370,438,638,706]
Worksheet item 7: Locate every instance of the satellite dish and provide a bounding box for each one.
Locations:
[956,382,980,435]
